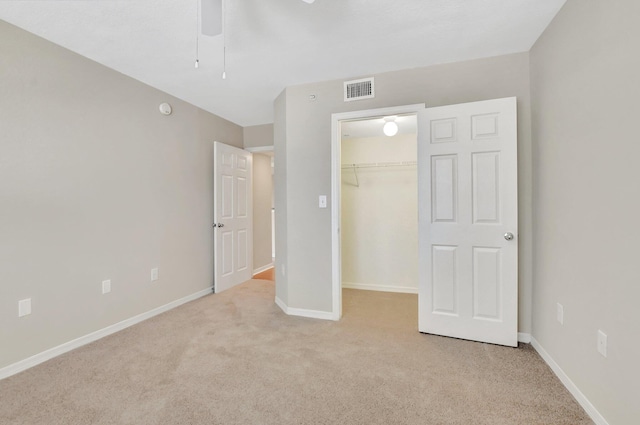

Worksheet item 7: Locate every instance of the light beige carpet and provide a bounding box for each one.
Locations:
[0,280,592,424]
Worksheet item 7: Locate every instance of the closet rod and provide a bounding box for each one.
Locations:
[341,161,417,169]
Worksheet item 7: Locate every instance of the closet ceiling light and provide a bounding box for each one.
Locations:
[383,121,399,137]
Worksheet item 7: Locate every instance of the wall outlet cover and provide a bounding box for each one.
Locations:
[556,303,564,325]
[18,298,32,317]
[597,330,607,357]
[151,268,159,282]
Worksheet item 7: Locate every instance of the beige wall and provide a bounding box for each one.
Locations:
[246,124,275,272]
[530,0,640,423]
[275,53,533,333]
[273,91,288,305]
[252,154,274,272]
[0,21,242,369]
[243,124,274,149]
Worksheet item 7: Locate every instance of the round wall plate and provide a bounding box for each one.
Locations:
[159,102,172,115]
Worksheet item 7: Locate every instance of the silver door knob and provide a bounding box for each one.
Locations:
[504,232,514,241]
[212,223,217,228]
[218,223,224,228]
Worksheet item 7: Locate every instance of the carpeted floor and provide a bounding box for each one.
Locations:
[0,279,592,424]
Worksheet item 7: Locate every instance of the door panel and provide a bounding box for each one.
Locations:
[221,231,234,276]
[237,155,248,171]
[237,177,248,217]
[472,113,500,140]
[432,245,458,315]
[431,118,457,143]
[431,155,458,222]
[472,247,501,320]
[214,142,253,293]
[472,152,500,224]
[418,97,518,347]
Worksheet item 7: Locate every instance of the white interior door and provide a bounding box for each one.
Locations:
[418,98,518,347]
[214,142,253,293]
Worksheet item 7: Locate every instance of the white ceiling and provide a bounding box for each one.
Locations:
[0,0,566,127]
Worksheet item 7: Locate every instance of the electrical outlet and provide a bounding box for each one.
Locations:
[556,303,564,325]
[597,330,607,357]
[151,268,159,282]
[102,279,111,294]
[18,298,31,317]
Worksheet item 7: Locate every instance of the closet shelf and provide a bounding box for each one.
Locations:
[341,161,417,169]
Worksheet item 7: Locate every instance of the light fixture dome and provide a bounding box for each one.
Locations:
[383,121,399,137]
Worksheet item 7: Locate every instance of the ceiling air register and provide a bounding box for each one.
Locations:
[344,77,375,102]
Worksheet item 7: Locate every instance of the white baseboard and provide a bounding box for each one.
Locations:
[0,287,213,381]
[274,296,287,314]
[342,281,418,294]
[518,332,531,343]
[530,337,609,425]
[275,296,336,321]
[253,263,274,276]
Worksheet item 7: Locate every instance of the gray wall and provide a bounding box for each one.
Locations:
[530,0,640,423]
[275,53,533,333]
[252,154,273,272]
[273,91,288,304]
[0,20,242,369]
[243,124,274,149]
[245,125,275,272]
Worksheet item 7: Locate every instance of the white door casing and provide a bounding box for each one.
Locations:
[214,142,253,293]
[418,98,518,347]
[331,104,427,320]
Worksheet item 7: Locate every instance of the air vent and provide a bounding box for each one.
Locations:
[344,77,375,102]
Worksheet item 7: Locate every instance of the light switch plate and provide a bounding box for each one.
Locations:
[151,268,159,282]
[319,195,327,208]
[102,279,111,294]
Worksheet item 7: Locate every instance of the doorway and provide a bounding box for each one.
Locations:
[331,104,426,319]
[247,146,275,279]
[340,115,418,295]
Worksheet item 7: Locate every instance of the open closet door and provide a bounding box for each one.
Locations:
[417,98,518,347]
[213,142,253,293]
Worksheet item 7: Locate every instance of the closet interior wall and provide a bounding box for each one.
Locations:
[341,129,418,294]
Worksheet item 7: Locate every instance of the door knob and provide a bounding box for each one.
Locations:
[218,223,224,228]
[212,223,217,228]
[504,232,514,241]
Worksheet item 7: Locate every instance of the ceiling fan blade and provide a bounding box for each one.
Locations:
[201,0,313,38]
[201,0,222,37]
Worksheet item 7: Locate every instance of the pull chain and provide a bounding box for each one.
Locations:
[221,0,227,79]
[195,0,200,68]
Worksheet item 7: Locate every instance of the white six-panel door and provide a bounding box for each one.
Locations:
[214,142,253,293]
[418,98,518,347]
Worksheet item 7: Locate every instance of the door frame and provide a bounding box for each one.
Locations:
[330,104,426,320]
